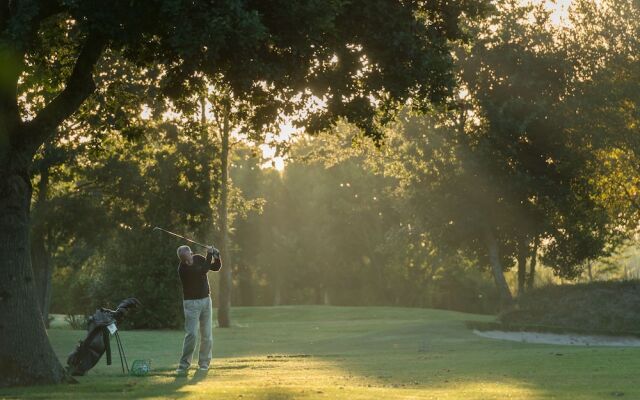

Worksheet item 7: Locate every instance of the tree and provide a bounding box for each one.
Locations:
[201,80,278,327]
[231,123,501,311]
[564,0,640,232]
[459,0,572,295]
[216,96,232,327]
[25,43,163,329]
[375,0,633,306]
[228,147,269,307]
[29,141,73,327]
[1,0,484,386]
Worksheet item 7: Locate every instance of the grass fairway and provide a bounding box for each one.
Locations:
[2,306,639,399]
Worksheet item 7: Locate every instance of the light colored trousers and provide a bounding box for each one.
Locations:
[179,296,213,369]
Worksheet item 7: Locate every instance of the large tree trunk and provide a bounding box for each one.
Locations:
[526,239,538,291]
[482,227,513,308]
[0,23,103,386]
[31,161,52,326]
[0,150,68,387]
[217,103,232,328]
[516,238,528,297]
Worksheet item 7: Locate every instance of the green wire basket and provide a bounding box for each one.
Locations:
[129,359,151,376]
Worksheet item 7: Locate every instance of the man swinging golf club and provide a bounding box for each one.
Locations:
[175,243,222,375]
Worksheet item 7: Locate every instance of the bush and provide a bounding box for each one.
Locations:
[497,280,640,335]
[89,232,185,329]
[51,265,94,316]
[426,267,500,315]
[65,314,87,330]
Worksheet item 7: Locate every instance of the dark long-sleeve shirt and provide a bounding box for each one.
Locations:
[178,253,222,300]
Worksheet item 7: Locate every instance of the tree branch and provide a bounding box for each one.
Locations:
[0,0,65,137]
[24,32,106,153]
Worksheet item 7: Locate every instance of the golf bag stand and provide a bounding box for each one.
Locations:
[113,330,129,374]
[66,297,141,376]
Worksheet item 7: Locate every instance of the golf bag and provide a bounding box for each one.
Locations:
[66,297,141,376]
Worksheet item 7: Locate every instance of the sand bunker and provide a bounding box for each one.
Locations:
[473,330,640,347]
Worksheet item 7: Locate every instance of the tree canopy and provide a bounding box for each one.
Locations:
[1,0,488,387]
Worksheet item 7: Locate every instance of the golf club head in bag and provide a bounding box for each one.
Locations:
[114,297,142,318]
[66,297,141,376]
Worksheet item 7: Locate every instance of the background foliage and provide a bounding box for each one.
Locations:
[35,0,640,329]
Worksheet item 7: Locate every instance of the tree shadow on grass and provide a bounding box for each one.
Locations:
[0,369,300,400]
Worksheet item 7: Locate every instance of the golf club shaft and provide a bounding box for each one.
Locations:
[153,227,209,249]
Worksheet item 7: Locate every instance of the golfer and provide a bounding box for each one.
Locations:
[175,244,222,375]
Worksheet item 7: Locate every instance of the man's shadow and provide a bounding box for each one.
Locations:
[189,369,209,384]
[173,369,209,385]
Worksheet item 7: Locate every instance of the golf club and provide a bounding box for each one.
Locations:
[153,226,210,250]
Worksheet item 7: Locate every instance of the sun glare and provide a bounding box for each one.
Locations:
[531,0,576,25]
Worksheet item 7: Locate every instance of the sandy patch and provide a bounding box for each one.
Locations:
[473,329,640,347]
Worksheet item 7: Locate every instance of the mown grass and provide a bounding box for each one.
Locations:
[2,306,639,399]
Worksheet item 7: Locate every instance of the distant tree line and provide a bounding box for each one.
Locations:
[36,0,640,328]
